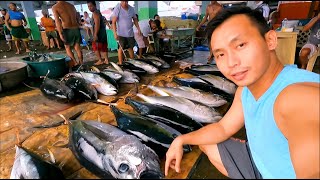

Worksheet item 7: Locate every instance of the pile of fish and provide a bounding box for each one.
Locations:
[39,55,171,103]
[27,51,57,62]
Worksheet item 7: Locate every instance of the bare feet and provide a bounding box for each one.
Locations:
[103,59,109,65]
[94,60,104,65]
[15,51,21,55]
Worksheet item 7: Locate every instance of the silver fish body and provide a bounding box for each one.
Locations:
[198,74,237,95]
[147,85,227,107]
[137,93,222,123]
[69,120,163,179]
[78,72,118,96]
[127,59,159,74]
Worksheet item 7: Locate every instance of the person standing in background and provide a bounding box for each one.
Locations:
[87,1,110,65]
[247,1,270,21]
[196,1,223,64]
[52,1,83,67]
[4,2,31,54]
[83,11,93,41]
[133,14,151,58]
[0,8,13,52]
[112,1,142,65]
[40,10,61,50]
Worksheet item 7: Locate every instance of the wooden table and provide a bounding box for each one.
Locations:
[275,31,298,65]
[0,63,204,179]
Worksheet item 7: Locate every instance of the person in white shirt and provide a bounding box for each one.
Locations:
[133,14,151,58]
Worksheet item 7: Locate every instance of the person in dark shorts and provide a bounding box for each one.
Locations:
[87,1,110,65]
[52,1,83,67]
[40,10,61,50]
[4,3,31,54]
[111,1,142,65]
[165,7,319,179]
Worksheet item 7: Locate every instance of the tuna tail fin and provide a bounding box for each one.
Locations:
[22,82,38,90]
[47,148,56,164]
[58,111,83,125]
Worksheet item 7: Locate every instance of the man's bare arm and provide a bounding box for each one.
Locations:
[302,14,320,32]
[275,83,320,178]
[112,16,118,40]
[133,17,141,34]
[93,12,100,38]
[197,8,209,30]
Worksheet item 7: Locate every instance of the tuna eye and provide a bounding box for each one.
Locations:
[118,163,129,173]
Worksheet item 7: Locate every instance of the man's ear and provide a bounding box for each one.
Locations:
[265,30,277,50]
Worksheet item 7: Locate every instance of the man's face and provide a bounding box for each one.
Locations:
[155,15,160,20]
[211,14,274,87]
[121,1,128,8]
[1,10,5,16]
[87,3,95,12]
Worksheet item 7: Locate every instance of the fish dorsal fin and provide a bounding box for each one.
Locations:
[110,62,124,74]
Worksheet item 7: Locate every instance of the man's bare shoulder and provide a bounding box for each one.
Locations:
[275,82,319,124]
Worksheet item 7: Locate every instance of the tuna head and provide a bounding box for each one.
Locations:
[102,135,163,179]
[69,120,163,179]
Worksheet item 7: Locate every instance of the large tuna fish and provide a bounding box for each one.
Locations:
[147,85,227,107]
[64,76,98,100]
[198,74,237,95]
[69,119,163,179]
[185,64,225,77]
[110,105,192,157]
[125,97,203,134]
[68,72,118,96]
[40,78,74,103]
[10,145,65,179]
[126,59,159,74]
[110,62,140,83]
[136,93,222,124]
[142,55,170,69]
[121,63,147,76]
[173,76,234,102]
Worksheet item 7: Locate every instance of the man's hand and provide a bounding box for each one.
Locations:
[59,33,65,42]
[164,136,184,176]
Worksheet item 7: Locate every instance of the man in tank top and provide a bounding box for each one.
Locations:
[165,7,319,179]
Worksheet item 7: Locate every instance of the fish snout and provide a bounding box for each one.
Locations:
[139,170,164,179]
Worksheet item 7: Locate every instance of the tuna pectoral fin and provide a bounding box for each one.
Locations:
[47,148,56,164]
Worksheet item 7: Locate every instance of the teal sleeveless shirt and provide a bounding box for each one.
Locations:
[242,65,320,178]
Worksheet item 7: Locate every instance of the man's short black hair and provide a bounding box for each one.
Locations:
[154,14,159,19]
[87,1,96,6]
[206,6,270,42]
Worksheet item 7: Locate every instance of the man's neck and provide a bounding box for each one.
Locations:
[248,52,284,101]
